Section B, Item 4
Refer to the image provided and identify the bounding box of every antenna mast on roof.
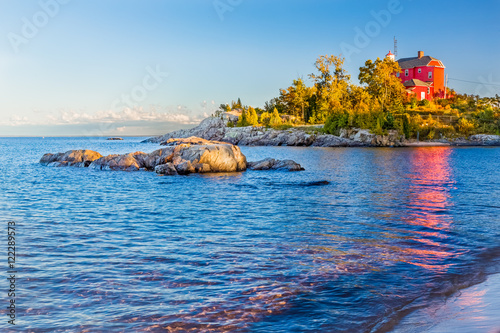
[394,36,398,59]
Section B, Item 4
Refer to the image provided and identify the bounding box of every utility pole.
[394,36,398,59]
[444,74,449,99]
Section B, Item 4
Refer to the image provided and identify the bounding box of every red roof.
[403,79,433,87]
[397,56,445,69]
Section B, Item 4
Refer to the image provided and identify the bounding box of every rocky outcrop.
[40,150,103,167]
[406,134,500,147]
[40,137,249,176]
[338,128,405,147]
[145,116,500,148]
[223,127,318,146]
[247,158,305,171]
[145,117,227,143]
[106,137,123,141]
[468,134,500,146]
[144,116,408,147]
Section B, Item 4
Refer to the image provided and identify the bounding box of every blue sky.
[1,0,499,136]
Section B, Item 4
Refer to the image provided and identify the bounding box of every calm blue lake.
[0,137,499,332]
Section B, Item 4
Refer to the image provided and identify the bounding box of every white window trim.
[418,68,422,74]
[405,69,409,76]
[428,71,432,79]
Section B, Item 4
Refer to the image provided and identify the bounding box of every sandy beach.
[393,273,500,333]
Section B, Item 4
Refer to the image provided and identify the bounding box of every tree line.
[216,55,500,138]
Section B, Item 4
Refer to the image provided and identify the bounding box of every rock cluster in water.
[40,137,304,175]
[144,115,500,147]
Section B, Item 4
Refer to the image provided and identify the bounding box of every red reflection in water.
[406,147,454,230]
[403,147,456,270]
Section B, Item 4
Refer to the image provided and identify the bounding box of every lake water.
[0,137,499,332]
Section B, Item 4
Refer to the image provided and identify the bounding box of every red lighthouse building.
[389,51,446,101]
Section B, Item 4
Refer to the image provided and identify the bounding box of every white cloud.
[3,106,207,127]
[47,106,204,125]
[7,115,30,126]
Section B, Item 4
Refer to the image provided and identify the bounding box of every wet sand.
[392,273,500,332]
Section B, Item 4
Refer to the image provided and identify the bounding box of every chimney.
[418,51,424,59]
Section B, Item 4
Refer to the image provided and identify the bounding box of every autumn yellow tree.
[247,106,259,126]
[358,57,405,111]
[269,107,282,127]
[308,55,351,122]
[279,78,312,122]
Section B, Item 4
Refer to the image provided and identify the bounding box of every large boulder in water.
[160,137,247,174]
[40,150,103,167]
[89,152,148,171]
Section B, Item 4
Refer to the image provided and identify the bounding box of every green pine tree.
[237,109,248,127]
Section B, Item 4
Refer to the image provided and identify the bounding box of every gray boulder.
[155,163,178,175]
[247,158,304,171]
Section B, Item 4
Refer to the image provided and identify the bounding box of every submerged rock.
[106,137,123,141]
[247,158,305,171]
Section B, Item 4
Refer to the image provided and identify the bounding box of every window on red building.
[428,72,432,79]
[405,69,409,76]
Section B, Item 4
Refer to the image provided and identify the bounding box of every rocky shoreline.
[144,116,500,147]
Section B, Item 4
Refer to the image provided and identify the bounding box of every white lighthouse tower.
[386,50,395,61]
